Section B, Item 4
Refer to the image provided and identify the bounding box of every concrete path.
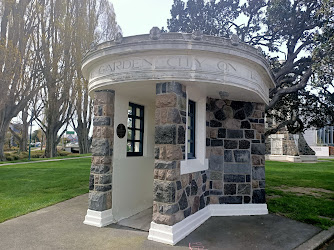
[0,156,91,166]
[0,194,325,250]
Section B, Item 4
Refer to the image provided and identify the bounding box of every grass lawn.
[266,159,334,229]
[0,157,91,223]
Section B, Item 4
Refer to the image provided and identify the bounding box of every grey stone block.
[224,140,238,149]
[218,128,226,138]
[90,164,110,174]
[177,125,185,144]
[178,191,188,210]
[163,203,180,215]
[191,180,198,195]
[155,125,177,144]
[167,82,183,96]
[176,181,182,190]
[239,140,250,149]
[154,147,160,159]
[224,150,233,162]
[224,184,236,195]
[210,171,222,180]
[209,155,224,171]
[219,196,242,204]
[168,108,181,123]
[186,186,190,196]
[184,207,191,218]
[243,102,254,117]
[237,184,251,195]
[91,139,111,156]
[210,190,223,195]
[211,139,223,147]
[230,101,244,111]
[234,150,250,163]
[210,120,222,127]
[244,196,251,203]
[88,192,108,211]
[252,166,265,180]
[259,181,266,188]
[89,175,94,190]
[153,180,176,203]
[98,174,112,184]
[155,161,177,169]
[234,109,246,120]
[251,144,265,155]
[224,174,245,183]
[227,129,243,138]
[93,117,111,126]
[253,189,266,203]
[199,195,205,209]
[241,120,251,129]
[224,163,251,174]
[245,130,254,139]
[95,184,112,192]
[214,110,226,121]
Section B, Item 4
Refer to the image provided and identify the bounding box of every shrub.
[30,151,44,158]
[57,150,71,156]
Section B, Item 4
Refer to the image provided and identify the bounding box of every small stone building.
[81,28,275,245]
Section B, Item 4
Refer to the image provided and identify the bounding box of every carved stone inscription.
[90,55,238,79]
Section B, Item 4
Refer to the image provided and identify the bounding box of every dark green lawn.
[266,159,334,229]
[0,158,91,223]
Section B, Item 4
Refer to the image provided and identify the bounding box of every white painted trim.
[148,204,268,245]
[83,209,115,227]
[181,85,208,175]
[209,204,268,216]
[266,155,302,162]
[180,158,209,175]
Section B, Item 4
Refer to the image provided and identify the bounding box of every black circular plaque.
[116,124,126,138]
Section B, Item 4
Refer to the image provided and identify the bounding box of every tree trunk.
[40,133,44,151]
[0,121,9,161]
[20,111,29,152]
[45,128,58,158]
[0,130,6,161]
[76,124,91,154]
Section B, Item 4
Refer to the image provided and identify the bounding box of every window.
[127,102,144,156]
[187,100,196,159]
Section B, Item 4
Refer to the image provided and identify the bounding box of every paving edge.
[294,226,334,250]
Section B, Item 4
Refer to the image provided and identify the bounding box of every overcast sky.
[112,0,174,36]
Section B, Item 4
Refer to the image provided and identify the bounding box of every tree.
[0,0,40,161]
[8,108,30,152]
[310,0,334,126]
[71,0,120,154]
[167,0,327,136]
[33,0,76,158]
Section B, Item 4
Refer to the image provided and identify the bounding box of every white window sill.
[180,158,209,175]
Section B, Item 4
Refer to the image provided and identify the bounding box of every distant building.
[304,126,334,157]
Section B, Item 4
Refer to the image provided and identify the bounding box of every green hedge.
[4,150,73,161]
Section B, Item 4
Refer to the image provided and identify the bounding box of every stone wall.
[88,90,115,211]
[206,98,266,204]
[153,82,209,226]
[153,85,267,227]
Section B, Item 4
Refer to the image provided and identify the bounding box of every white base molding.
[148,204,268,245]
[266,154,318,162]
[83,209,115,227]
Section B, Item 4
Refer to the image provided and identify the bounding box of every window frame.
[127,102,144,157]
[187,99,196,159]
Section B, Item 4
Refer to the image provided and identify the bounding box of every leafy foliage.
[167,0,332,134]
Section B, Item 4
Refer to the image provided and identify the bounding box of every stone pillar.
[153,82,186,226]
[84,90,115,227]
